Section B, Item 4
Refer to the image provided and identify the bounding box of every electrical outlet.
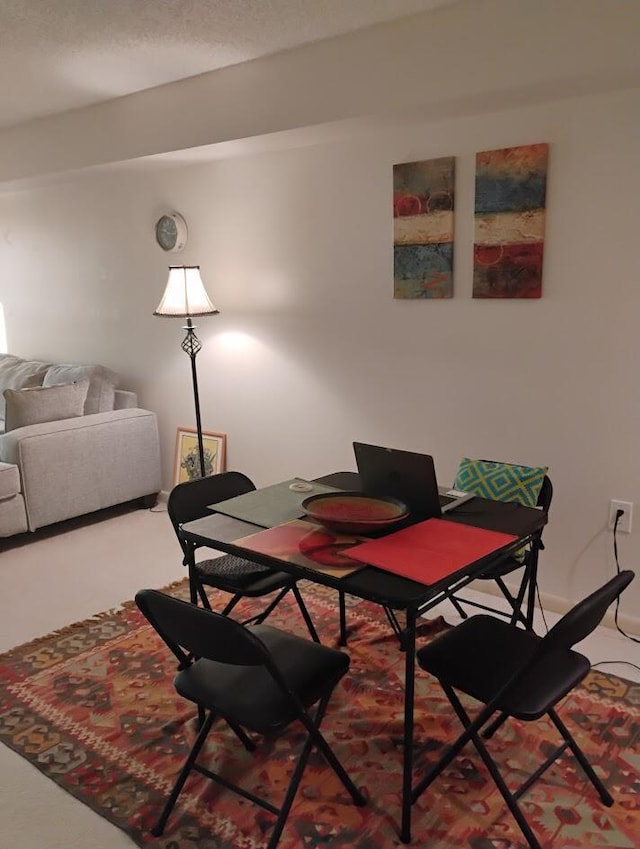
[609,500,633,533]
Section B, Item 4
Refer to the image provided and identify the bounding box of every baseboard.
[482,578,640,636]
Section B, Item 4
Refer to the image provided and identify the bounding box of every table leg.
[400,607,416,843]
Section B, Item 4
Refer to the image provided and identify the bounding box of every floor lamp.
[154,266,219,478]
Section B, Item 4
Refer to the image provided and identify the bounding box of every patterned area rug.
[1,580,638,849]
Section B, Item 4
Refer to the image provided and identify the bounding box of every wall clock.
[155,212,188,252]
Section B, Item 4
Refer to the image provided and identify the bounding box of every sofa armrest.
[0,408,162,530]
[114,389,138,409]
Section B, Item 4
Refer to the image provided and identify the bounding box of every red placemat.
[345,518,517,584]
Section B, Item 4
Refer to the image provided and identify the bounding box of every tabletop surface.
[181,471,546,611]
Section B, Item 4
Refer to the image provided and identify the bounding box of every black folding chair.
[135,589,365,849]
[168,471,318,641]
[447,472,553,628]
[413,570,634,849]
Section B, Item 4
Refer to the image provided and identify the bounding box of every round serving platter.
[301,491,409,535]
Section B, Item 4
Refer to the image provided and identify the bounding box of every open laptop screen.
[353,442,473,521]
[353,442,443,521]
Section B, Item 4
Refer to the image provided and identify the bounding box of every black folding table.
[180,471,547,842]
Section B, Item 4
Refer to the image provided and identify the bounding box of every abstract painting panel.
[393,156,455,299]
[473,143,548,298]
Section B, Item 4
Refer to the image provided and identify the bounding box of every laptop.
[353,442,474,521]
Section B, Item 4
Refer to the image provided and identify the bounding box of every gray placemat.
[211,479,341,528]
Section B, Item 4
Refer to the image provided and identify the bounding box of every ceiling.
[0,0,461,131]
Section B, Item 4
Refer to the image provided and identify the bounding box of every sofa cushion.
[3,380,90,432]
[0,354,51,422]
[0,462,21,500]
[22,372,48,389]
[43,364,120,414]
[114,389,138,409]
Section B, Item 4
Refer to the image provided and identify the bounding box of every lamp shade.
[154,266,219,318]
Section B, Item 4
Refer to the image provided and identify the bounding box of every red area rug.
[1,580,638,848]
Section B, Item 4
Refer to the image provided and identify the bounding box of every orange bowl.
[302,492,409,534]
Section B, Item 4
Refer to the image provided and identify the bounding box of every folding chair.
[135,589,365,849]
[168,471,318,641]
[446,460,552,627]
[413,570,634,849]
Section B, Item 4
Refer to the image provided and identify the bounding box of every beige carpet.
[0,502,182,654]
[0,501,183,849]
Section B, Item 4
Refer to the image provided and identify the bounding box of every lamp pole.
[154,266,219,480]
[182,318,206,478]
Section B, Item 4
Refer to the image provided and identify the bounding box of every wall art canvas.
[393,156,455,299]
[174,427,226,484]
[473,143,548,298]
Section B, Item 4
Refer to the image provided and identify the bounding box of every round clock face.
[155,213,187,252]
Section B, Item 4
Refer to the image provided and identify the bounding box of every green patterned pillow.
[453,458,547,508]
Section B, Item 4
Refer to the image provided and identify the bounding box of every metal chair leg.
[338,590,348,646]
[547,708,614,805]
[441,686,543,849]
[291,584,320,642]
[248,586,290,624]
[495,574,529,628]
[448,696,543,849]
[383,605,406,650]
[152,712,214,836]
[265,695,365,849]
[221,593,243,616]
[448,594,469,619]
[482,711,509,740]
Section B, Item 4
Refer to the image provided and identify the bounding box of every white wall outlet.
[609,500,633,533]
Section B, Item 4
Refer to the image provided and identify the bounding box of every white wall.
[1,86,639,622]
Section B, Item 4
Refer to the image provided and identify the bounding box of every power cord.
[611,509,640,644]
[534,579,550,634]
[532,512,638,666]
[593,659,640,674]
[584,511,640,679]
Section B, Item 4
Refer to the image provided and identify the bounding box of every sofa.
[0,354,162,537]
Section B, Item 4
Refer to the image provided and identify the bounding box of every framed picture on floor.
[174,427,226,484]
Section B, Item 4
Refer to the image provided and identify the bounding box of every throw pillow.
[3,380,90,432]
[0,354,51,421]
[43,364,119,414]
[453,458,548,508]
[21,372,48,389]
